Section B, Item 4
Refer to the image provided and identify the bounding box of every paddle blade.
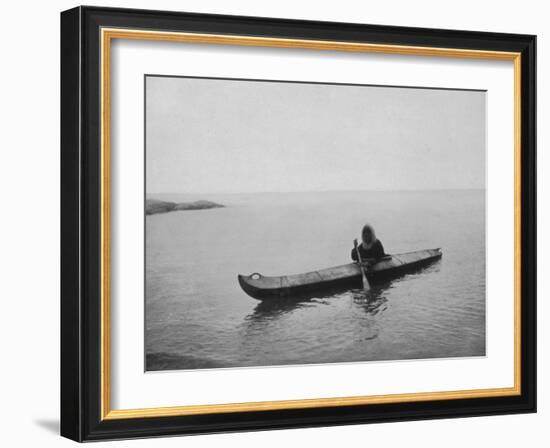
[362,271,371,291]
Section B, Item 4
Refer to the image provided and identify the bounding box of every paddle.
[353,238,371,291]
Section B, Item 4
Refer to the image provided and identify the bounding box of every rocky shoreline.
[146,198,224,215]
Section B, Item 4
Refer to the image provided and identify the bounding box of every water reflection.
[351,287,389,315]
[246,284,351,321]
[244,281,392,324]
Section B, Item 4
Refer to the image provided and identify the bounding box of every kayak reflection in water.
[351,224,386,264]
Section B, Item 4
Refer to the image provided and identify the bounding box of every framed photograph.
[61,6,536,441]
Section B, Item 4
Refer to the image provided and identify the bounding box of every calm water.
[145,190,485,371]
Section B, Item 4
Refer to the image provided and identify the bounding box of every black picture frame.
[61,5,536,442]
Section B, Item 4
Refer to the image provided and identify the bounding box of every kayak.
[238,248,442,300]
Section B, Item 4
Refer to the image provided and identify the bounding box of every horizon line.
[147,187,486,196]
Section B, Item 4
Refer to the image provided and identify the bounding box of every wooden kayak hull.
[238,248,442,300]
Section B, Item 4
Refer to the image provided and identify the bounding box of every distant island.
[146,198,224,215]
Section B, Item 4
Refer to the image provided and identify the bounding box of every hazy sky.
[146,76,485,194]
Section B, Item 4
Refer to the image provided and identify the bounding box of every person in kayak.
[352,224,386,262]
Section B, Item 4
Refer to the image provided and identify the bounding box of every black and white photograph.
[53,3,538,443]
[144,75,486,371]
